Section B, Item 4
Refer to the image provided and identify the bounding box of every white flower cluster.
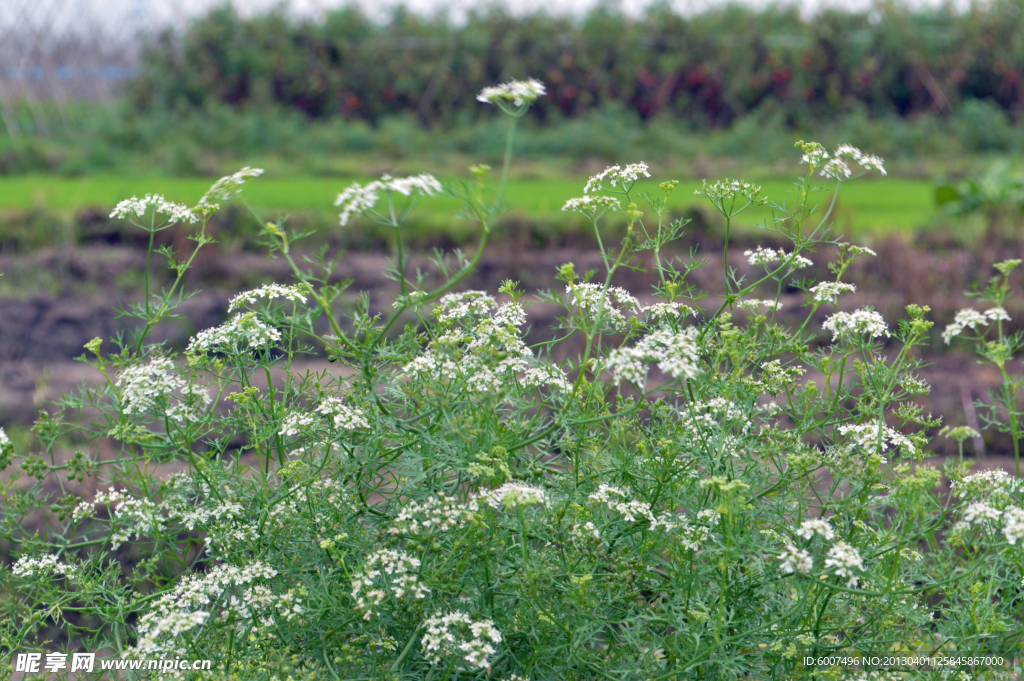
[744,246,813,270]
[810,281,856,304]
[839,421,916,458]
[134,561,288,655]
[1003,507,1024,545]
[165,383,212,424]
[736,299,782,313]
[566,283,640,332]
[942,307,1011,344]
[421,611,503,669]
[604,328,700,386]
[117,357,185,415]
[316,397,370,431]
[588,484,685,533]
[679,397,753,441]
[479,481,550,511]
[951,468,1022,501]
[436,290,497,322]
[133,611,210,657]
[583,163,651,194]
[520,366,572,392]
[570,521,602,542]
[757,359,806,396]
[187,312,282,354]
[228,284,308,312]
[795,518,835,541]
[335,173,442,226]
[562,195,621,215]
[799,143,885,177]
[76,486,167,550]
[779,545,813,575]
[824,542,864,587]
[695,178,768,205]
[279,411,315,437]
[351,549,429,620]
[389,494,479,536]
[951,500,1024,546]
[404,294,568,396]
[822,144,886,179]
[11,554,78,579]
[199,167,264,205]
[110,194,198,224]
[963,501,1003,525]
[476,78,546,106]
[643,301,695,325]
[822,308,889,341]
[171,498,245,532]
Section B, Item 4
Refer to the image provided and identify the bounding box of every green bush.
[2,82,1023,681]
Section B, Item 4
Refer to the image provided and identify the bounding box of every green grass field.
[0,174,938,236]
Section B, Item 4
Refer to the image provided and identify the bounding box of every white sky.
[0,0,977,37]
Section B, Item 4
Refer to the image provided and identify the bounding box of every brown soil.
[3,236,1024,465]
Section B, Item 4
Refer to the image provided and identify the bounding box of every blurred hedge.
[128,0,1024,130]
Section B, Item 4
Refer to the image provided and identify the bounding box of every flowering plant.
[2,83,1022,681]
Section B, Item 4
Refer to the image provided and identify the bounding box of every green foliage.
[2,99,1024,681]
[128,1,1024,130]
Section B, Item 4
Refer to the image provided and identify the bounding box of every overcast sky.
[1,0,975,38]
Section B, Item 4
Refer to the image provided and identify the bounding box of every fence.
[0,0,355,137]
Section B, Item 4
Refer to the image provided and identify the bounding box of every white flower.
[820,158,852,180]
[604,328,700,386]
[824,542,863,587]
[745,246,783,266]
[795,518,835,541]
[810,281,856,303]
[199,167,264,205]
[562,195,621,215]
[316,397,370,431]
[335,173,442,226]
[520,366,572,392]
[279,411,315,437]
[822,308,889,341]
[0,428,8,448]
[228,284,308,312]
[588,484,684,532]
[477,78,546,107]
[187,312,282,354]
[779,545,813,575]
[479,482,549,511]
[952,468,1022,501]
[11,554,78,579]
[435,291,498,322]
[1002,507,1024,545]
[839,420,916,457]
[942,307,1011,344]
[736,299,782,313]
[117,357,185,415]
[643,301,695,324]
[963,501,1002,525]
[565,283,639,332]
[351,549,429,620]
[421,611,503,669]
[389,494,479,536]
[583,163,651,194]
[110,194,198,224]
[695,178,767,205]
[166,384,212,423]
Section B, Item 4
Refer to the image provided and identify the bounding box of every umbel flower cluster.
[4,82,1023,681]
